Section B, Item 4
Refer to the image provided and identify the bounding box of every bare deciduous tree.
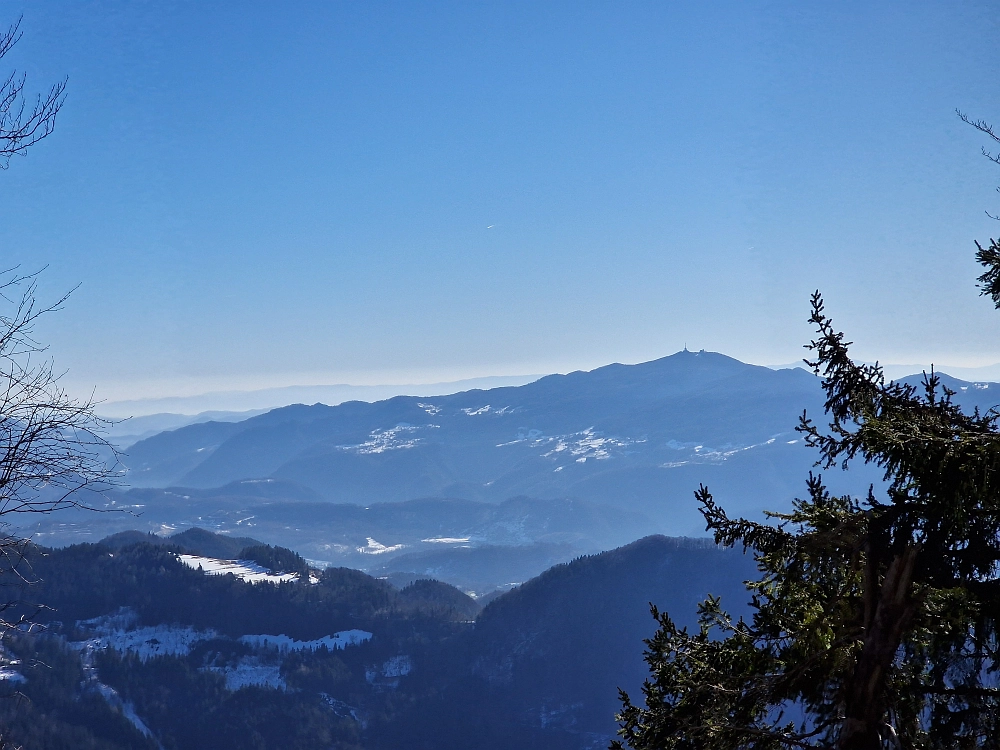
[0,15,112,749]
[958,109,1000,219]
[0,268,120,627]
[0,17,65,170]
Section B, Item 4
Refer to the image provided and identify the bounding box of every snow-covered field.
[366,655,413,689]
[78,623,218,661]
[178,554,299,584]
[356,537,406,555]
[205,657,285,690]
[72,608,372,692]
[75,609,216,661]
[0,667,24,683]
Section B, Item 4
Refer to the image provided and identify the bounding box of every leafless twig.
[0,269,122,623]
[958,109,1000,219]
[0,17,65,169]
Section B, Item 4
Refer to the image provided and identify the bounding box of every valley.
[4,351,996,749]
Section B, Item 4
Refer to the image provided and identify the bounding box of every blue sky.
[3,1,999,402]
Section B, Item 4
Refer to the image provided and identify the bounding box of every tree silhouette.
[0,16,65,169]
[616,122,1000,749]
[0,17,116,632]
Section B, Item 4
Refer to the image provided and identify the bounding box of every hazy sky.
[3,1,999,402]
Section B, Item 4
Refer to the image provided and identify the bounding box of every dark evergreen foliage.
[0,535,482,748]
[376,536,756,749]
[0,635,157,750]
[237,543,308,575]
[13,542,398,640]
[615,281,1000,750]
[99,528,264,558]
[94,650,364,750]
[0,530,754,749]
[394,579,481,621]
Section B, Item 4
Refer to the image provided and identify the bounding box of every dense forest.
[0,532,753,749]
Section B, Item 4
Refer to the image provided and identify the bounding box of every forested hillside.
[0,533,753,749]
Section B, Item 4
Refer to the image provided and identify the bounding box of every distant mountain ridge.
[379,534,759,748]
[894,371,1000,414]
[27,351,999,590]
[20,493,657,595]
[99,374,544,418]
[121,350,833,529]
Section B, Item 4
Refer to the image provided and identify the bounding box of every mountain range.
[6,530,758,750]
[122,350,833,522]
[20,350,1000,595]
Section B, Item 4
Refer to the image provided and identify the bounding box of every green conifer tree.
[616,286,1000,750]
[616,123,1000,750]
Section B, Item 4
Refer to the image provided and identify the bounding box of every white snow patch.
[206,657,286,691]
[91,682,161,744]
[337,424,437,455]
[178,554,298,584]
[501,427,640,462]
[381,654,412,677]
[416,403,441,415]
[321,693,365,724]
[357,537,405,555]
[420,537,471,544]
[462,405,517,416]
[659,435,791,469]
[366,654,413,688]
[75,619,218,662]
[0,668,24,683]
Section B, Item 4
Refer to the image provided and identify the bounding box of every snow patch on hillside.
[660,436,787,468]
[178,554,298,584]
[92,681,162,744]
[337,423,440,455]
[357,537,405,554]
[73,608,371,694]
[206,657,285,690]
[462,405,518,416]
[499,426,640,462]
[75,611,218,661]
[367,654,413,689]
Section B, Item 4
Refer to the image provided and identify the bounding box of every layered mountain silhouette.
[23,350,1000,595]
[378,534,760,748]
[122,351,845,531]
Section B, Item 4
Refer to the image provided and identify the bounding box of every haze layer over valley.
[23,348,997,596]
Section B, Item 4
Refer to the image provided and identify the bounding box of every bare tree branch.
[958,109,1000,220]
[0,16,66,169]
[0,269,122,621]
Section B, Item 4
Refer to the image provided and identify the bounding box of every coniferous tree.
[616,123,1000,749]
[616,284,1000,750]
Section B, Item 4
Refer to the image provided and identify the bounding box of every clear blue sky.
[3,1,999,402]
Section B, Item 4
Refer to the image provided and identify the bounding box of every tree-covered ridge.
[237,543,309,575]
[0,534,484,749]
[615,291,1000,750]
[0,531,753,749]
[15,538,478,637]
